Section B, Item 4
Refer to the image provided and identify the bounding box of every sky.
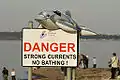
[0,0,120,34]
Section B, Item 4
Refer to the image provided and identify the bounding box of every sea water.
[0,40,120,79]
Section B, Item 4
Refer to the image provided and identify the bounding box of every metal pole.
[67,67,72,80]
[72,27,80,80]
[64,76,67,80]
[28,21,33,28]
[28,21,33,80]
[28,67,32,80]
[72,68,75,80]
[64,67,67,80]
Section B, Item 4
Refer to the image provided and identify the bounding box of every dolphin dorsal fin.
[65,10,71,17]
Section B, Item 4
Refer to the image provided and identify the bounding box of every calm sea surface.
[0,40,26,79]
[0,40,120,79]
[80,40,120,68]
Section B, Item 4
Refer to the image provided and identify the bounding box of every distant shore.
[0,32,20,40]
[0,32,120,40]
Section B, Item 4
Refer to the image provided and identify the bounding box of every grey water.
[0,40,27,80]
[0,40,120,79]
[80,40,120,68]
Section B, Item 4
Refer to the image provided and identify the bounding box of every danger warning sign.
[21,29,78,67]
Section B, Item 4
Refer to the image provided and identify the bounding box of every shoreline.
[0,32,120,40]
[31,67,115,80]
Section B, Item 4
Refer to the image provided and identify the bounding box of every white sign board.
[22,29,78,67]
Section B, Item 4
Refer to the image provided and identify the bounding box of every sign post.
[28,21,33,80]
[72,67,76,80]
[72,29,80,80]
[28,67,32,80]
[67,67,72,80]
[64,68,67,80]
[22,28,78,80]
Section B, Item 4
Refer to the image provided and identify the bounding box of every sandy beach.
[31,67,117,80]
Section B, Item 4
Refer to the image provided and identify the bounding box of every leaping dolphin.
[35,10,97,35]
